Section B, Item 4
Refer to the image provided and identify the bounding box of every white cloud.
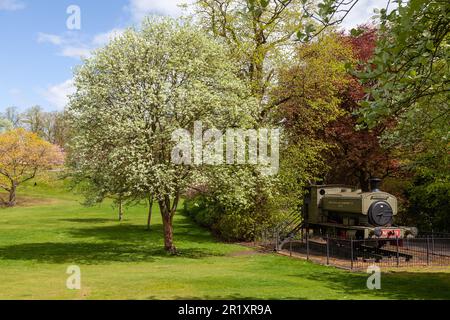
[9,88,21,96]
[36,1,195,60]
[36,28,127,60]
[36,32,90,60]
[92,28,125,46]
[0,0,25,11]
[42,79,75,110]
[127,0,192,22]
[37,33,63,45]
[60,46,91,59]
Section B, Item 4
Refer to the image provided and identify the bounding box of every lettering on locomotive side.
[326,200,357,207]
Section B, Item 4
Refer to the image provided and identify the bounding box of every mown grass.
[0,179,449,300]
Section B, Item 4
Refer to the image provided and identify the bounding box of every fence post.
[289,239,292,257]
[426,236,430,266]
[301,228,304,244]
[326,235,330,266]
[432,233,435,255]
[306,229,310,261]
[275,230,279,251]
[396,237,400,267]
[350,238,354,270]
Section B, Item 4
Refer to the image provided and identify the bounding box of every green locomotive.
[302,178,418,239]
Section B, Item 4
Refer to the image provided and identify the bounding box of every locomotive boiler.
[302,178,417,239]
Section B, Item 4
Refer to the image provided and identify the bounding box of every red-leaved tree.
[323,26,400,191]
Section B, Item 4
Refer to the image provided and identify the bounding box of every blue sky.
[0,0,386,112]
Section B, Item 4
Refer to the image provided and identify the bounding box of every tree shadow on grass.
[0,241,222,265]
[0,242,157,264]
[294,269,450,300]
[0,219,225,264]
[60,209,222,245]
[66,221,218,246]
[59,218,116,224]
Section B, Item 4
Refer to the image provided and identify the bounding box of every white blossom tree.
[67,18,256,253]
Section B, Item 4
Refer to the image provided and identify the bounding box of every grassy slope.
[0,180,449,300]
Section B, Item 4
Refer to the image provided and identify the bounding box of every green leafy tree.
[185,166,279,241]
[190,1,326,239]
[194,0,311,120]
[0,118,13,133]
[405,170,450,232]
[21,106,45,136]
[354,1,449,229]
[358,0,449,167]
[2,107,21,128]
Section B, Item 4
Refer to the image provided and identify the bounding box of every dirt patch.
[227,242,275,257]
[0,193,59,208]
[228,250,263,257]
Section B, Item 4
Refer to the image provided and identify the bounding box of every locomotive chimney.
[370,178,382,192]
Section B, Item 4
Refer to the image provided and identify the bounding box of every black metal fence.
[256,231,450,270]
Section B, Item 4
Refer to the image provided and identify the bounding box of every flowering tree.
[67,18,255,253]
[0,128,64,207]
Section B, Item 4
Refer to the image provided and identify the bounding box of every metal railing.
[256,231,450,270]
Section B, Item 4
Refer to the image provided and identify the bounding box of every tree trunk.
[162,213,176,254]
[7,184,17,207]
[359,171,370,192]
[159,200,177,254]
[147,195,153,230]
[118,199,123,222]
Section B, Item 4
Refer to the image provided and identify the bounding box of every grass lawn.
[0,180,449,300]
